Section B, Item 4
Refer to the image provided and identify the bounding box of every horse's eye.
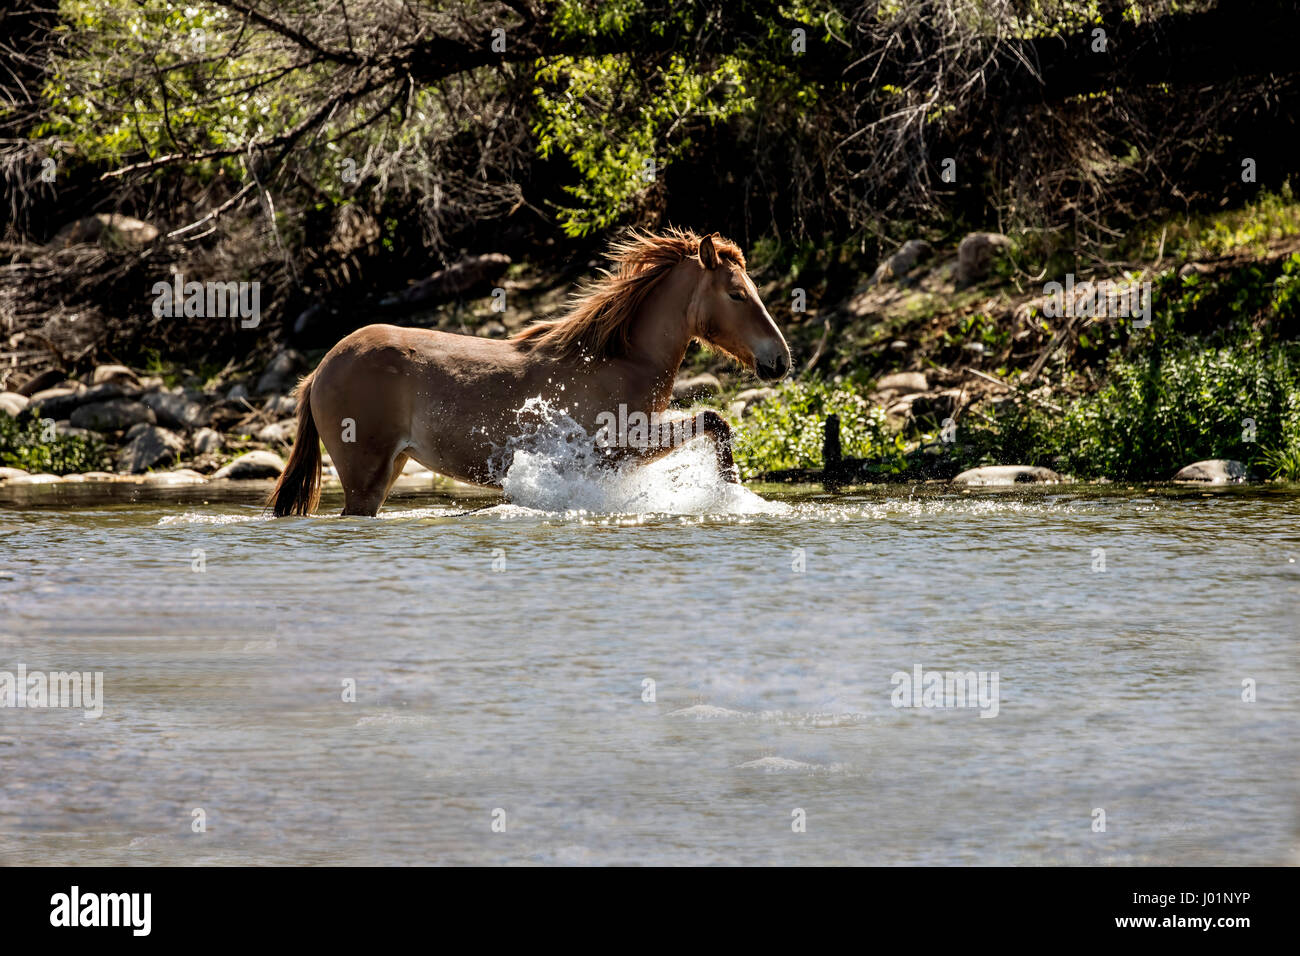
[728,291,745,302]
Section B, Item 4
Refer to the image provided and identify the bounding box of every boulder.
[212,450,285,480]
[874,371,929,396]
[28,382,127,420]
[226,383,250,402]
[0,466,30,481]
[70,399,155,432]
[141,468,207,486]
[263,393,297,418]
[25,385,86,420]
[1172,459,1248,483]
[142,390,208,430]
[672,373,723,402]
[91,364,140,387]
[15,369,64,396]
[0,392,28,417]
[256,420,297,444]
[116,423,184,473]
[51,213,159,249]
[952,465,1064,486]
[956,232,1013,287]
[255,349,305,395]
[868,239,933,285]
[192,427,223,454]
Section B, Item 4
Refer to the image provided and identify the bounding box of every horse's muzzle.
[755,353,792,381]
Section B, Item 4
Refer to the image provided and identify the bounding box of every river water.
[2,451,1297,865]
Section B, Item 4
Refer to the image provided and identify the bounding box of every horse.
[267,228,791,517]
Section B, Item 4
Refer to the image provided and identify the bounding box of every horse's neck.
[625,265,696,408]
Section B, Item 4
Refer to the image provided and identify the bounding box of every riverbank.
[4,192,1299,491]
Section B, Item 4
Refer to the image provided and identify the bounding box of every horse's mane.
[512,227,745,359]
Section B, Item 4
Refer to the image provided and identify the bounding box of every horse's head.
[690,235,791,381]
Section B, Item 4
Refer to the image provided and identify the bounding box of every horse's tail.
[267,373,321,517]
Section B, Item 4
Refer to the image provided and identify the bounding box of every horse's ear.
[698,234,720,270]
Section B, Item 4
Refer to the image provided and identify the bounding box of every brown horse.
[268,228,790,517]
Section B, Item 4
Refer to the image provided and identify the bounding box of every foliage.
[732,379,905,477]
[0,414,110,475]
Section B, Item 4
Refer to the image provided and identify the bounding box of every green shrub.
[1038,334,1300,479]
[732,379,905,478]
[0,414,110,474]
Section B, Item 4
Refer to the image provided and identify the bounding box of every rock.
[28,382,126,420]
[868,239,933,285]
[25,385,86,419]
[4,473,61,484]
[0,466,30,481]
[952,465,1064,486]
[956,232,1013,287]
[889,339,911,353]
[70,399,155,432]
[875,371,929,395]
[15,369,64,396]
[255,349,304,395]
[116,423,184,473]
[51,213,159,249]
[226,383,250,402]
[0,392,28,416]
[1172,459,1249,483]
[256,420,297,444]
[142,390,208,430]
[263,393,297,417]
[55,422,94,440]
[212,450,285,480]
[192,427,222,454]
[672,373,723,402]
[91,364,140,387]
[476,320,508,338]
[141,468,207,486]
[733,387,776,415]
[79,472,119,482]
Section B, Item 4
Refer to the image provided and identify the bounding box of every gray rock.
[869,239,933,285]
[26,385,85,419]
[0,391,28,416]
[91,364,140,387]
[116,423,184,473]
[957,232,1013,287]
[142,390,208,430]
[15,369,64,396]
[263,393,297,418]
[672,373,723,402]
[1172,459,1249,483]
[875,371,929,395]
[953,465,1063,486]
[70,398,155,432]
[255,349,304,395]
[141,468,207,486]
[192,427,222,454]
[226,383,250,402]
[212,450,285,480]
[51,213,159,249]
[256,420,297,444]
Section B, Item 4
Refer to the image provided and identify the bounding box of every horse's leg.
[614,410,742,483]
[337,446,406,516]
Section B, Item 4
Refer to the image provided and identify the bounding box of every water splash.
[493,397,786,516]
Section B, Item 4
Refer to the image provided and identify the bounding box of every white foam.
[494,398,787,516]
